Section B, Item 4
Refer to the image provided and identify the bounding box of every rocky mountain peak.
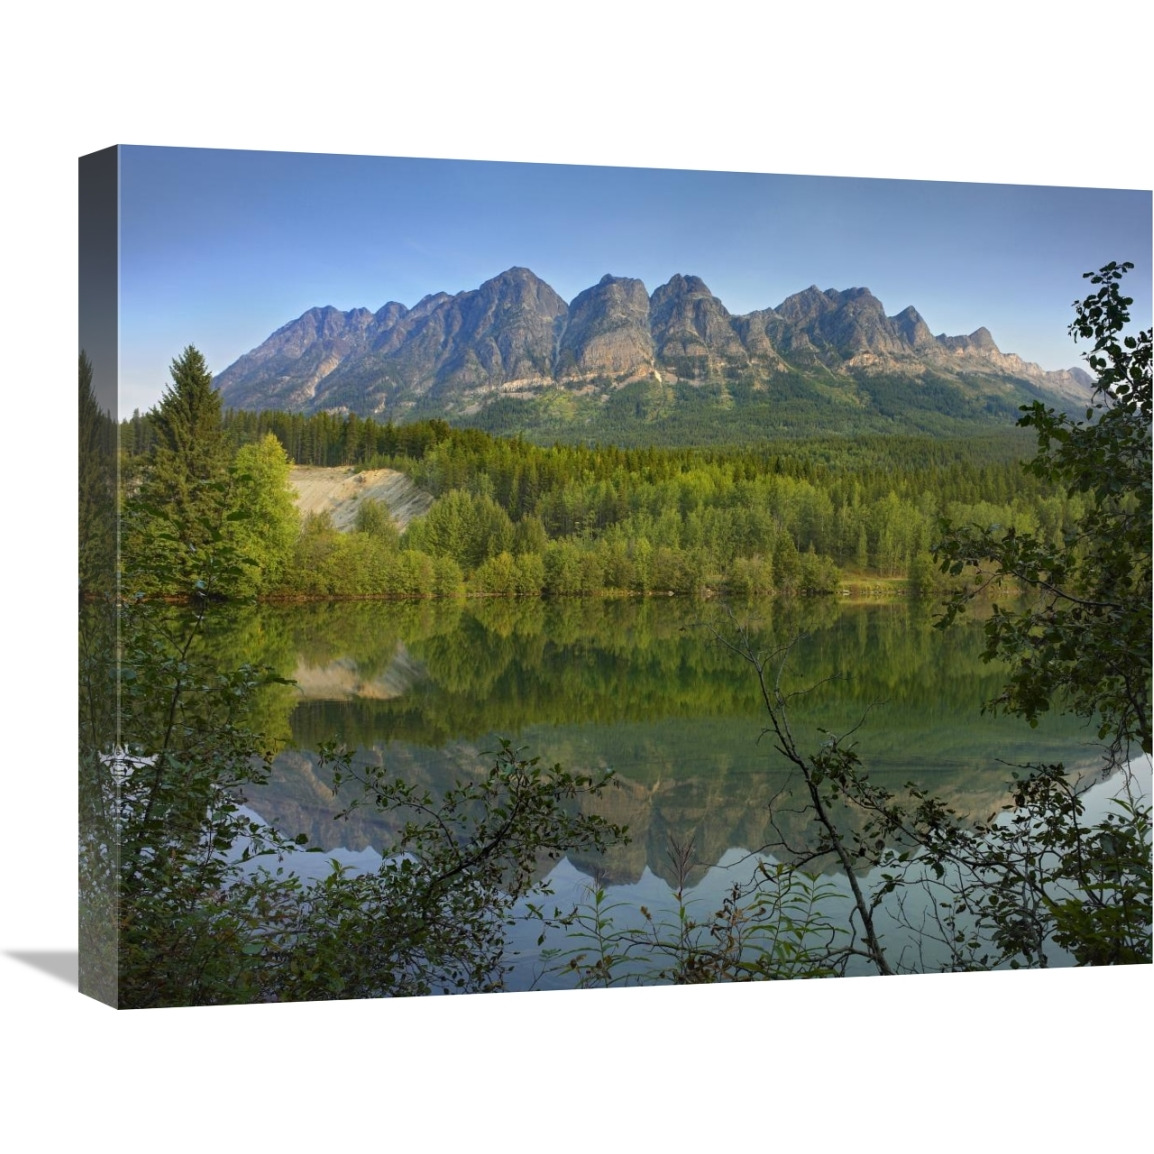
[936,326,1000,354]
[892,305,935,349]
[483,266,553,293]
[558,275,653,376]
[373,301,409,325]
[411,291,453,317]
[769,284,907,362]
[653,273,713,298]
[775,285,837,324]
[650,274,743,363]
[469,266,568,317]
[214,267,1094,419]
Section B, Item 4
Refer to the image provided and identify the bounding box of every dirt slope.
[289,466,434,531]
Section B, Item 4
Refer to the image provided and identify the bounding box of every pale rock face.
[649,274,746,363]
[732,307,785,363]
[558,275,654,376]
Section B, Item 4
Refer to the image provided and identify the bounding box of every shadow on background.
[7,951,79,987]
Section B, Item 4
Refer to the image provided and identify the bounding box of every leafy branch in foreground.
[547,836,845,987]
[108,596,304,1009]
[935,261,1151,757]
[267,741,627,999]
[711,621,1150,972]
[711,627,896,974]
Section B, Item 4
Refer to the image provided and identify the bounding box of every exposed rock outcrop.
[215,267,1095,419]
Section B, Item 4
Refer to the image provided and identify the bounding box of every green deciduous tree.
[353,497,400,546]
[109,595,302,1007]
[937,261,1151,758]
[404,488,513,572]
[224,433,301,595]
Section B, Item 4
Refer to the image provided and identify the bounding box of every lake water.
[220,595,1121,984]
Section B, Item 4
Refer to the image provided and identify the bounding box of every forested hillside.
[121,396,1085,601]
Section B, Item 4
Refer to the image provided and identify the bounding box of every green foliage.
[727,555,775,597]
[799,546,841,595]
[281,524,451,599]
[111,596,303,1007]
[153,346,227,462]
[79,598,119,1003]
[472,550,520,596]
[937,262,1152,756]
[282,512,342,595]
[78,350,117,595]
[512,514,548,557]
[906,552,940,600]
[123,347,252,598]
[126,347,233,594]
[472,550,545,596]
[224,434,301,595]
[431,554,466,598]
[103,592,627,1006]
[128,377,1075,600]
[403,489,513,573]
[354,497,400,546]
[273,741,626,999]
[547,839,845,986]
[122,353,300,600]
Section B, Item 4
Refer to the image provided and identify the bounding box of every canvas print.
[79,146,1151,1009]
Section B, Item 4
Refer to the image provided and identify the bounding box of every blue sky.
[118,145,1152,414]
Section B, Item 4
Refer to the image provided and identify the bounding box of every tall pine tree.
[150,346,229,513]
[125,346,233,595]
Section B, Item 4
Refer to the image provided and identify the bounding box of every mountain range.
[215,267,1094,439]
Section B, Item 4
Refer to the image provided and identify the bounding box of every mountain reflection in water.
[234,596,1103,887]
[237,757,1148,988]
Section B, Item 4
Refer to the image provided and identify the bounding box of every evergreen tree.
[124,346,233,595]
[150,345,230,507]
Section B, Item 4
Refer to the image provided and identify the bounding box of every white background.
[1,3,1149,1149]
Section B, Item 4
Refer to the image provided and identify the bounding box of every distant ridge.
[215,268,1095,431]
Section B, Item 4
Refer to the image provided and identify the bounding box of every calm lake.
[217,595,1120,985]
